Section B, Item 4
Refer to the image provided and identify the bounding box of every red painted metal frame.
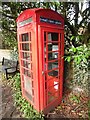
[16,8,64,114]
[38,26,64,113]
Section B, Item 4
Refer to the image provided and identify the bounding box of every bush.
[12,73,44,119]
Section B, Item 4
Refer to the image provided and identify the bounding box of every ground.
[1,79,22,118]
[46,87,89,119]
[1,74,89,119]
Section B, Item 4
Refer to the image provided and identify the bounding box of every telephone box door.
[39,27,64,111]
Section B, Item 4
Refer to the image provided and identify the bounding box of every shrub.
[12,73,44,119]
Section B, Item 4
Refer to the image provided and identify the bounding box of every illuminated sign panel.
[40,17,61,25]
[19,17,32,27]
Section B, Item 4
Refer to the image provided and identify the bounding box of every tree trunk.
[74,3,79,27]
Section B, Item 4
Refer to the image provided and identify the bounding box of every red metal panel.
[16,8,64,114]
[39,26,64,113]
[39,25,46,111]
[32,23,40,111]
[17,24,40,111]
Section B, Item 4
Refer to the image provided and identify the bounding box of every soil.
[45,87,89,119]
[1,79,22,119]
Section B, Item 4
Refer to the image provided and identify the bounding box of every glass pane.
[48,84,59,93]
[24,75,32,95]
[44,32,46,42]
[48,84,59,104]
[19,17,32,27]
[29,32,31,41]
[24,69,33,78]
[22,33,28,41]
[44,44,46,52]
[48,52,58,61]
[48,44,59,51]
[22,43,29,51]
[23,61,32,70]
[48,69,59,77]
[30,43,32,51]
[23,52,32,61]
[47,77,59,87]
[25,91,32,101]
[48,61,58,70]
[48,32,58,41]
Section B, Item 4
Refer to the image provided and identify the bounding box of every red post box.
[16,8,64,114]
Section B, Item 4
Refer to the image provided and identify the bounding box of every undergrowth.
[11,73,44,119]
[88,100,90,120]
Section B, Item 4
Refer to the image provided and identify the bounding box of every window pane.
[48,90,59,104]
[44,32,46,42]
[24,75,32,95]
[22,33,28,41]
[23,69,33,78]
[22,43,29,51]
[23,52,32,61]
[30,43,32,51]
[48,52,58,61]
[48,32,58,41]
[48,69,59,77]
[23,61,32,70]
[48,61,58,70]
[48,44,59,51]
[19,17,32,27]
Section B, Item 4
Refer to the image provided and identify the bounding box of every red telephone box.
[16,8,64,114]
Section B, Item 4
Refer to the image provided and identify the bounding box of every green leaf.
[73,47,76,53]
[77,56,81,64]
[67,56,71,62]
[74,56,78,63]
[83,57,87,63]
[70,36,75,41]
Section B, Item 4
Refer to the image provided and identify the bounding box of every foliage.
[1,2,40,49]
[12,73,44,119]
[1,2,90,49]
[70,94,80,103]
[65,43,90,65]
[1,2,90,94]
[10,47,18,61]
[88,100,90,120]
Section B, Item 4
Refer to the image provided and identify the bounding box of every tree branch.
[2,26,16,33]
[64,18,77,35]
[2,12,15,19]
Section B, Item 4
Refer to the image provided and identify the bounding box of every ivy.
[12,73,44,119]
